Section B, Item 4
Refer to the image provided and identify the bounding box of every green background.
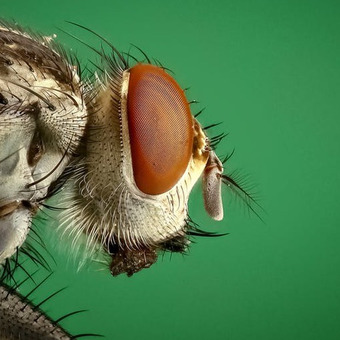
[2,0,340,339]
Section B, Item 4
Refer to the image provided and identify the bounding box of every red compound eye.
[127,63,193,195]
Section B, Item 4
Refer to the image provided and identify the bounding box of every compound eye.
[127,63,193,195]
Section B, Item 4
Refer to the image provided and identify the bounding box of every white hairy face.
[63,76,211,245]
[57,53,230,275]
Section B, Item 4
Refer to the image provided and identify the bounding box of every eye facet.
[127,63,193,195]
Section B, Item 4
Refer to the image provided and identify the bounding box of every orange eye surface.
[127,63,193,195]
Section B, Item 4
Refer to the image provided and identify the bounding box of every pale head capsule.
[62,49,227,276]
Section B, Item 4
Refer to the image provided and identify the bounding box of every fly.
[0,20,259,277]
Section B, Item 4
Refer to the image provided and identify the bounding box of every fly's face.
[0,25,87,263]
[63,55,227,276]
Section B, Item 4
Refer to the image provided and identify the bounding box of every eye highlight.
[127,63,193,195]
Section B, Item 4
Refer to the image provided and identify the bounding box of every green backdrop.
[2,0,340,339]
